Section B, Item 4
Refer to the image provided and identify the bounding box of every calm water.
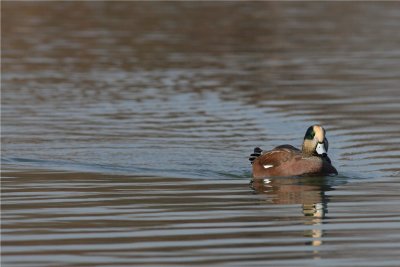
[2,2,400,266]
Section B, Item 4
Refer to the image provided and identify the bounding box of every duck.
[249,125,337,178]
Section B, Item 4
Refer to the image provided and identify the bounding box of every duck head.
[302,125,329,157]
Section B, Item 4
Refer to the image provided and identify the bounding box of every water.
[2,2,400,266]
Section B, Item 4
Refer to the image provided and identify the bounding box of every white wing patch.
[263,164,274,169]
[263,178,271,184]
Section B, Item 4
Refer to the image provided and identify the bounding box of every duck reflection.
[250,176,334,250]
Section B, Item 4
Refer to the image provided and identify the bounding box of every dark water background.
[2,2,400,266]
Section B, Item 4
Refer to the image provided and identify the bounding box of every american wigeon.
[249,125,337,178]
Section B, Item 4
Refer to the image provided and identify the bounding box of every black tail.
[249,147,262,164]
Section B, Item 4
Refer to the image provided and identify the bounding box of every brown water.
[2,2,400,266]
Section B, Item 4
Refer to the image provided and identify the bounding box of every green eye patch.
[304,126,315,140]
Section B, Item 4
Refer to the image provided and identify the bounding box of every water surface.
[2,2,400,266]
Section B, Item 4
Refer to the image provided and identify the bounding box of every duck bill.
[316,142,327,156]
